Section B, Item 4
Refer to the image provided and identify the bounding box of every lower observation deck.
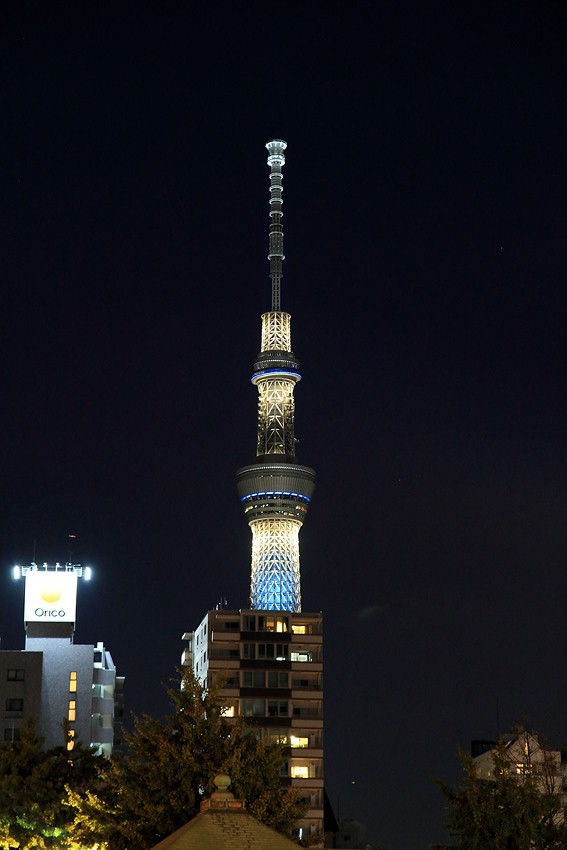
[236,463,316,522]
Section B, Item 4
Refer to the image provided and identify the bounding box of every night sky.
[2,4,567,848]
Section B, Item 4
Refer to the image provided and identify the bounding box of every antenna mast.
[266,139,287,311]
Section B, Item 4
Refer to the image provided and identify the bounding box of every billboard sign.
[24,571,78,624]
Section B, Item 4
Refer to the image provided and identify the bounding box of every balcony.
[91,696,115,715]
[93,667,115,686]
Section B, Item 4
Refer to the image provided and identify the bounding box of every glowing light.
[256,377,297,456]
[13,566,21,580]
[250,519,302,612]
[242,491,310,503]
[261,311,292,351]
[84,567,92,581]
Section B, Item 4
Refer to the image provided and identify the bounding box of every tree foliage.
[67,670,307,849]
[434,733,567,850]
[0,717,100,850]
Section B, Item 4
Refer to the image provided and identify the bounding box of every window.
[243,615,256,631]
[242,643,256,659]
[242,699,264,717]
[5,698,24,712]
[290,735,309,748]
[7,668,25,682]
[69,672,77,693]
[291,651,312,662]
[258,643,288,660]
[67,730,75,752]
[292,624,307,635]
[221,704,236,717]
[267,671,289,688]
[267,730,289,745]
[261,615,289,633]
[267,700,288,717]
[290,765,309,778]
[4,727,21,742]
[68,700,76,721]
[243,671,265,688]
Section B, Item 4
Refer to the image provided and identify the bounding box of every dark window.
[7,669,25,682]
[243,671,265,688]
[268,671,289,688]
[242,699,264,717]
[242,644,256,659]
[4,727,21,741]
[5,699,24,712]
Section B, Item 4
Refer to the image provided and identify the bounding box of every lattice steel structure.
[236,141,315,612]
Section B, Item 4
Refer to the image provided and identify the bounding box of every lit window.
[290,765,309,778]
[291,651,312,662]
[68,700,76,721]
[67,730,75,752]
[516,763,531,775]
[290,735,309,748]
[69,672,77,693]
[221,705,236,717]
[264,615,289,633]
[292,624,307,635]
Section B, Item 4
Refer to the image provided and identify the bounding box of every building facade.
[473,729,564,823]
[184,141,323,840]
[0,563,123,755]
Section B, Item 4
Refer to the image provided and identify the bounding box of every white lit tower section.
[236,140,315,612]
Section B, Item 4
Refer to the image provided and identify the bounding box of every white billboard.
[24,571,78,624]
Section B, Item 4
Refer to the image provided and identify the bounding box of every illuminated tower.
[236,140,316,612]
[184,142,324,841]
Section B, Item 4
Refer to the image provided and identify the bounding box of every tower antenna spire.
[266,139,287,311]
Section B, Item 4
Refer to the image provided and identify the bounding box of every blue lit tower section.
[236,140,315,612]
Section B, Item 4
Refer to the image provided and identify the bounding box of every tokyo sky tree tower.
[236,140,316,612]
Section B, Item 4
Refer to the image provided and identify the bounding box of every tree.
[67,670,306,849]
[0,717,100,850]
[434,730,567,850]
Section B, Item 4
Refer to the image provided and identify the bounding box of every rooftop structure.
[150,774,301,850]
[1,562,123,754]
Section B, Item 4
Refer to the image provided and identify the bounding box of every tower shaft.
[236,141,315,613]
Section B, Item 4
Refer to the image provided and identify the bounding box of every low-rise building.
[0,563,123,754]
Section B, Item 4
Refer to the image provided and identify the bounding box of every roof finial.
[266,139,287,311]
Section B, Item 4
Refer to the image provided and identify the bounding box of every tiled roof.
[150,808,300,850]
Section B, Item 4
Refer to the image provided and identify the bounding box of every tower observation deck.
[236,140,315,612]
